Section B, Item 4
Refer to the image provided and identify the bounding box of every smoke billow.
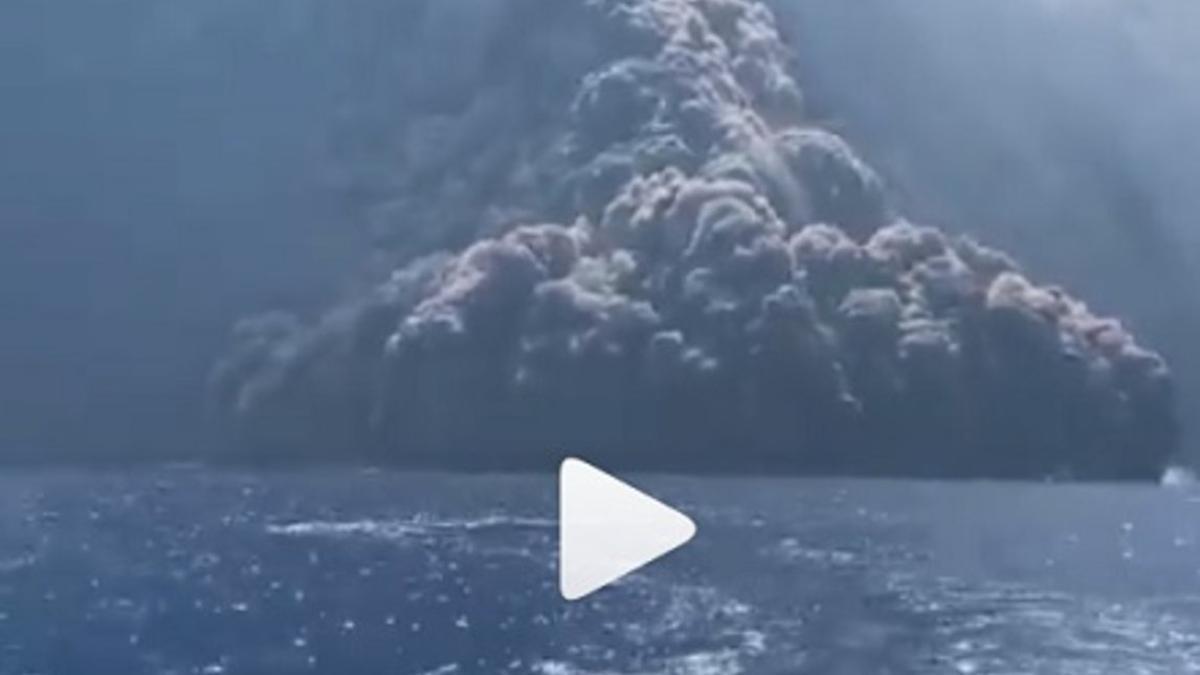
[211,0,1176,479]
[777,0,1200,461]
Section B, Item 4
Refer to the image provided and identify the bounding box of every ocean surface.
[1,468,1199,674]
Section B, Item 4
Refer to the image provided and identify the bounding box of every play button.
[558,457,697,601]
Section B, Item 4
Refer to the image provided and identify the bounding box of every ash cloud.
[775,0,1200,462]
[212,0,1177,479]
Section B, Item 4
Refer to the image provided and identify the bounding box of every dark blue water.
[1,468,1199,674]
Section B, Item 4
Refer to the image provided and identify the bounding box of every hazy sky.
[0,0,357,458]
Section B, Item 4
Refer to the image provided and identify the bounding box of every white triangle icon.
[559,457,697,601]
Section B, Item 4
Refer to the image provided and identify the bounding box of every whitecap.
[265,514,555,541]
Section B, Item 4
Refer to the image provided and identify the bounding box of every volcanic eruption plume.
[210,0,1176,479]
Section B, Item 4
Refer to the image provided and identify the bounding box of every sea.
[1,467,1199,674]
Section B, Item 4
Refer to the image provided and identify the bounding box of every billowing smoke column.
[211,0,1176,479]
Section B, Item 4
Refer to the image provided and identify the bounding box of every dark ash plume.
[212,0,1176,479]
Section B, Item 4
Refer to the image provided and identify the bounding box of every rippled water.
[1,469,1199,674]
